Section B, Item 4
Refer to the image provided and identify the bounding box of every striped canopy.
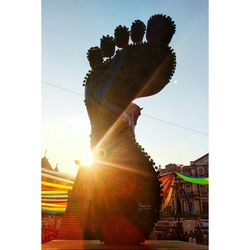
[41,168,75,214]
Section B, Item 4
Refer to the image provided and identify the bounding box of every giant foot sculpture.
[83,14,176,244]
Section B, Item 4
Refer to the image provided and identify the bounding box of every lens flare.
[81,153,94,167]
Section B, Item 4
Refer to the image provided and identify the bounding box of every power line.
[42,81,83,96]
[42,80,208,136]
[141,114,208,136]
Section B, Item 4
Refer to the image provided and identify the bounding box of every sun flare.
[81,153,94,167]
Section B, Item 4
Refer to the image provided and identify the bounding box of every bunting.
[159,171,209,210]
[161,179,174,210]
[160,175,171,187]
[162,176,174,195]
[176,172,208,185]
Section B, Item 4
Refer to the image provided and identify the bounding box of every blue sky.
[42,0,208,175]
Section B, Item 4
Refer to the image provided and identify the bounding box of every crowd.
[42,224,60,243]
[156,228,208,245]
[42,215,63,244]
[185,229,208,245]
[42,215,209,245]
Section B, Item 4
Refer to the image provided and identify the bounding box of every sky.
[42,0,208,176]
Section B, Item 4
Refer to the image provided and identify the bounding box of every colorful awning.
[41,168,75,214]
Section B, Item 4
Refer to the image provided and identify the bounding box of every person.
[188,230,194,243]
[178,229,184,241]
[193,230,198,244]
[184,231,189,242]
[172,229,177,240]
[196,229,204,244]
[167,230,172,240]
[203,231,208,245]
[157,232,162,240]
[193,236,196,244]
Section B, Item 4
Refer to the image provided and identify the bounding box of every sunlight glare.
[81,153,94,167]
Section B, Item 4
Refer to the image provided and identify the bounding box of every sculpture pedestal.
[42,240,208,250]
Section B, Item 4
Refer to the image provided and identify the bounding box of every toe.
[146,14,176,46]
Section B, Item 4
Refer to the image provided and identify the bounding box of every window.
[202,202,208,215]
[200,185,207,194]
[192,183,197,192]
[191,168,195,176]
[194,200,200,214]
[186,184,192,192]
[182,200,187,214]
[198,168,204,176]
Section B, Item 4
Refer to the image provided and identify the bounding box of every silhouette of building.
[41,156,53,171]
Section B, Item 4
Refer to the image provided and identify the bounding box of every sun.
[81,153,94,168]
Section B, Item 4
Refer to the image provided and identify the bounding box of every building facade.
[160,154,209,220]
